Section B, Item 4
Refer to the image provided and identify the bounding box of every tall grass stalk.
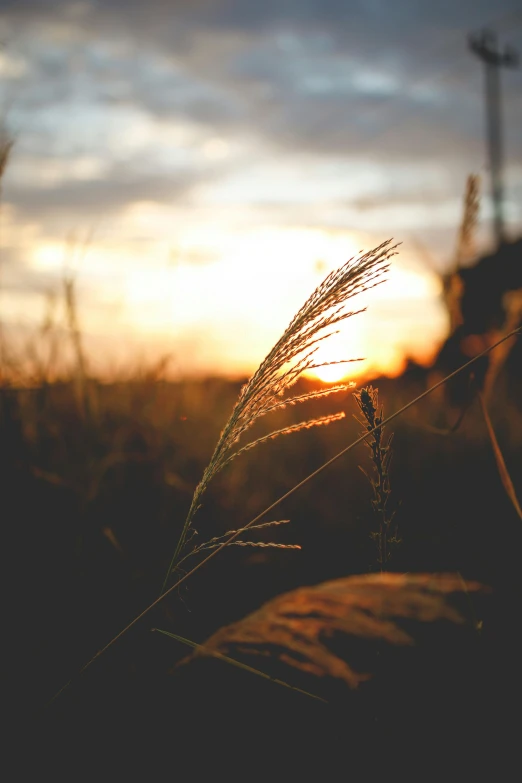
[160,240,397,593]
[455,174,480,267]
[354,386,398,568]
[0,132,13,376]
[153,628,326,702]
[63,272,93,424]
[444,174,480,332]
[478,390,522,521]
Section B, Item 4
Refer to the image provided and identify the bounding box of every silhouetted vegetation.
[2,133,522,776]
[2,308,521,776]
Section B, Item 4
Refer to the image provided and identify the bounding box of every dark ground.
[2,370,522,779]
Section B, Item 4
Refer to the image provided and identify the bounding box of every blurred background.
[1,0,521,381]
[1,1,522,759]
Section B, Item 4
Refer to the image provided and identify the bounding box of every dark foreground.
[2,373,522,778]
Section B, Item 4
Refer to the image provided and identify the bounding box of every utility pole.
[469,29,518,248]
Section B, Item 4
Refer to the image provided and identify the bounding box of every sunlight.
[372,264,443,301]
[305,331,368,384]
[24,225,446,381]
[312,362,355,384]
[32,242,66,271]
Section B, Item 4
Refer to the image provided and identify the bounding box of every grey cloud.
[350,188,462,213]
[123,3,522,165]
[3,165,205,222]
[1,0,521,219]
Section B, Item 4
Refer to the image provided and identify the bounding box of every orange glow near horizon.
[311,363,355,384]
[11,220,449,383]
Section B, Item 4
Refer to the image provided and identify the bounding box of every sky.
[1,0,521,381]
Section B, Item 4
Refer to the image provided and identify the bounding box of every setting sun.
[19,225,449,380]
[310,363,357,384]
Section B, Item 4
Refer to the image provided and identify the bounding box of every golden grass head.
[163,240,398,590]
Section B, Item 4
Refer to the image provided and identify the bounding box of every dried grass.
[455,174,480,267]
[161,240,397,591]
[179,572,487,698]
[479,390,522,520]
[444,174,481,332]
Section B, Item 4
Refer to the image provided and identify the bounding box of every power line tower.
[469,29,518,248]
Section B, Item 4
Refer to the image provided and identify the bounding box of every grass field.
[2,302,522,776]
[2,122,521,772]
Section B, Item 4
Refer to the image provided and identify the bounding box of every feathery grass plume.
[161,240,397,592]
[353,385,399,569]
[455,174,480,267]
[444,174,481,332]
[177,573,487,700]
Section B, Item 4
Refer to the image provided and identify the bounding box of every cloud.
[1,0,521,238]
[4,164,205,222]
